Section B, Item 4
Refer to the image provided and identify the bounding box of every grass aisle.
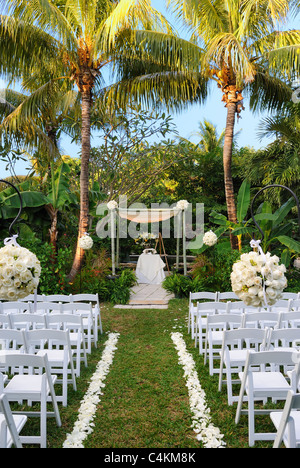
[85,302,201,448]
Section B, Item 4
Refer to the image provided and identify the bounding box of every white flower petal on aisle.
[171,332,226,448]
[63,332,120,448]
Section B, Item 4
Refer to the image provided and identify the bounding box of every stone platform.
[114,283,174,309]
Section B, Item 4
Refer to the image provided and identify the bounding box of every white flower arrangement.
[78,234,93,250]
[107,200,118,210]
[231,242,287,307]
[134,232,157,247]
[63,332,120,448]
[176,200,189,210]
[0,244,41,301]
[203,230,218,247]
[171,332,226,448]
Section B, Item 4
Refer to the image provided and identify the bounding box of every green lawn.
[22,299,280,448]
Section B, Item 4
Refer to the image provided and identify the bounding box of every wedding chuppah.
[107,200,190,280]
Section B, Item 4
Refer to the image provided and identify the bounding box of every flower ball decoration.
[176,200,189,210]
[107,200,118,210]
[203,230,218,247]
[0,244,41,301]
[78,234,93,250]
[231,249,287,307]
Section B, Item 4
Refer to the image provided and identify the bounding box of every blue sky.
[0,0,299,177]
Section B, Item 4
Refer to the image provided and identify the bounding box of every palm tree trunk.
[68,85,92,282]
[223,98,239,250]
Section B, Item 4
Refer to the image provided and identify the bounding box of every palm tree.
[107,0,300,249]
[0,0,173,280]
[192,120,225,152]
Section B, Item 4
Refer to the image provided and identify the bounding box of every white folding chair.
[218,328,268,405]
[19,294,44,302]
[242,311,281,329]
[43,294,72,303]
[281,292,299,300]
[29,302,61,314]
[291,300,300,312]
[0,315,12,330]
[0,303,30,314]
[218,292,239,301]
[195,302,229,354]
[271,390,300,448]
[0,329,28,354]
[269,299,292,313]
[59,303,94,353]
[280,311,300,329]
[227,301,246,315]
[45,314,87,377]
[188,292,218,337]
[25,329,77,407]
[0,352,61,448]
[204,313,243,376]
[267,328,300,353]
[70,293,103,336]
[9,313,47,331]
[235,350,300,447]
[0,393,27,448]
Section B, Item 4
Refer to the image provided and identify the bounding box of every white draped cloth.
[135,253,166,284]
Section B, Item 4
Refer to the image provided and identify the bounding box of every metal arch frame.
[250,184,300,241]
[0,179,23,237]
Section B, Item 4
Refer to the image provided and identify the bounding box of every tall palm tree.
[107,0,300,249]
[0,0,174,280]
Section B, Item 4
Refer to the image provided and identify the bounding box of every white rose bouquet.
[78,234,93,250]
[231,242,287,307]
[0,243,41,301]
[203,230,218,247]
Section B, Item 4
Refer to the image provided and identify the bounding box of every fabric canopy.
[118,208,180,224]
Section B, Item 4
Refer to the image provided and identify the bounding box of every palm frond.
[100,70,209,114]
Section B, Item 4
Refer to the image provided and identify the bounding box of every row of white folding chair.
[193,301,250,348]
[0,352,61,448]
[19,293,103,335]
[189,291,299,337]
[235,350,300,447]
[0,315,87,379]
[1,302,95,354]
[32,302,94,353]
[196,306,285,355]
[188,291,299,336]
[0,393,27,448]
[0,327,79,406]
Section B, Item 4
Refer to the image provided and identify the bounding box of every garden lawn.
[28,299,279,448]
